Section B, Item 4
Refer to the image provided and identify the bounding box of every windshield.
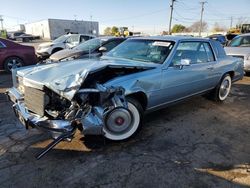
[53,35,68,43]
[105,39,175,64]
[228,35,250,47]
[74,38,103,51]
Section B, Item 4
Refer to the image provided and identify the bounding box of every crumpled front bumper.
[6,87,73,138]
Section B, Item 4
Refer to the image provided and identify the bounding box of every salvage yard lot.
[0,71,250,187]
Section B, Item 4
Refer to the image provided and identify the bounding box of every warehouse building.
[25,18,99,40]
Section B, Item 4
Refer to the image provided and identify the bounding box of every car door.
[160,41,216,104]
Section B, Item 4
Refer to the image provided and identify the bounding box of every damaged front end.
[7,60,154,159]
[7,81,128,159]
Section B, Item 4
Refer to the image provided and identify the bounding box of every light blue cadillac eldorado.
[7,36,244,158]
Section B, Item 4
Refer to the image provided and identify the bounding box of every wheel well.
[126,92,148,110]
[52,48,63,54]
[225,71,235,79]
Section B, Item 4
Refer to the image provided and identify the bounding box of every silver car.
[224,33,250,74]
[7,36,244,159]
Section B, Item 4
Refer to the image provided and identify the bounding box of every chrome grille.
[24,87,46,116]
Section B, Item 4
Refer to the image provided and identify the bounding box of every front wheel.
[211,74,232,102]
[103,98,143,141]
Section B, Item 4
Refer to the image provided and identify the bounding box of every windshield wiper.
[131,58,151,62]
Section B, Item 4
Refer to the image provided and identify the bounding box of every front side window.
[66,35,79,44]
[74,38,102,51]
[105,39,175,64]
[53,35,68,43]
[172,41,215,65]
[102,40,124,51]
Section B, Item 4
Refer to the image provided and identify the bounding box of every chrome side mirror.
[174,59,191,69]
[98,46,107,53]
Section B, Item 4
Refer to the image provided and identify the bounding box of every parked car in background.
[7,36,244,158]
[224,33,250,74]
[7,31,25,40]
[206,34,227,46]
[15,34,40,42]
[36,34,95,59]
[0,38,37,72]
[49,37,126,62]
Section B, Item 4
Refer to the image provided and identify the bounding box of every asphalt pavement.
[0,71,250,187]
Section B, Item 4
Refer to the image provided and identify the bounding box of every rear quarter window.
[210,40,226,58]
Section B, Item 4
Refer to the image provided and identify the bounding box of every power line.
[100,8,166,23]
[176,0,200,11]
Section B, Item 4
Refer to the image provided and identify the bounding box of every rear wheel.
[103,98,143,141]
[211,74,232,102]
[4,57,24,73]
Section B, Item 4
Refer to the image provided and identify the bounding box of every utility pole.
[0,15,4,30]
[168,0,175,35]
[199,1,207,37]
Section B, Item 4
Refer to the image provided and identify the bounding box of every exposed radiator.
[24,87,47,116]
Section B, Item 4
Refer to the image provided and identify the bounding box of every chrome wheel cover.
[219,76,231,100]
[7,58,22,71]
[103,102,140,140]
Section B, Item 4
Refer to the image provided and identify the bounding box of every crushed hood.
[17,58,157,100]
[49,48,83,61]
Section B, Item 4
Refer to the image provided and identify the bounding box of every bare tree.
[236,17,249,28]
[104,27,112,35]
[188,21,208,32]
[161,31,169,35]
[212,22,227,32]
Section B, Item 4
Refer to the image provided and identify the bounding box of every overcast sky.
[1,0,250,34]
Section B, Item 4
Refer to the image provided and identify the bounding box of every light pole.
[168,0,175,35]
[0,15,4,30]
[199,1,207,37]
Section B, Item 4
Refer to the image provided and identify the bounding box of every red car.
[0,38,37,72]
